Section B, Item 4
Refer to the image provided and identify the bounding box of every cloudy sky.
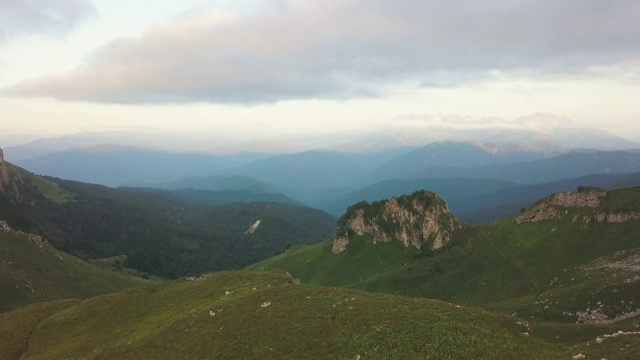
[1,0,640,144]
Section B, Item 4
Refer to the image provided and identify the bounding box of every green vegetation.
[12,166,73,204]
[0,271,571,360]
[0,161,336,278]
[3,158,640,359]
[0,230,157,313]
[252,187,640,324]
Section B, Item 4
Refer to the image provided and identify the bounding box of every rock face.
[0,147,9,193]
[516,189,607,224]
[0,148,41,203]
[245,220,262,235]
[331,190,460,254]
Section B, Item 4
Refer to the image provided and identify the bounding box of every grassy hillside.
[0,225,157,313]
[251,187,640,325]
[0,271,575,360]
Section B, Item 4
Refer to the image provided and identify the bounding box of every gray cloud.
[0,0,97,41]
[5,0,640,103]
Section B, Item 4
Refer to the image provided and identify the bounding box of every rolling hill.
[0,271,575,359]
[0,220,157,313]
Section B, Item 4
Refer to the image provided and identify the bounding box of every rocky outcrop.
[331,190,461,254]
[0,220,47,248]
[516,189,607,224]
[597,212,640,223]
[0,147,9,193]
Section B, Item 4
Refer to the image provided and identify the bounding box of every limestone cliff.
[0,147,9,193]
[331,190,461,254]
[0,147,27,202]
[516,188,607,224]
[516,187,640,225]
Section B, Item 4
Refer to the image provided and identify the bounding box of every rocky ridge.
[0,148,10,193]
[516,187,640,225]
[0,147,29,202]
[331,190,460,254]
[516,188,607,224]
[0,219,47,247]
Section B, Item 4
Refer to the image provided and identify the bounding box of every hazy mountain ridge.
[2,113,639,230]
[415,151,640,184]
[366,140,558,182]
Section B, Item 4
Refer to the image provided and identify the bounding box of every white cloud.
[0,0,96,41]
[3,0,640,104]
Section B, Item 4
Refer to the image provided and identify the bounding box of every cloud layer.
[0,0,96,41]
[5,0,640,104]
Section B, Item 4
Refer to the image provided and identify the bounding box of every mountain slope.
[251,187,640,325]
[0,271,570,360]
[146,174,302,206]
[0,151,336,279]
[0,220,155,312]
[149,188,302,207]
[219,150,367,204]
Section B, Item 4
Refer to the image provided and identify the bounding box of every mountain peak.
[332,190,461,254]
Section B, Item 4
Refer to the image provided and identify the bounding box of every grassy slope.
[0,230,158,313]
[250,187,640,323]
[1,271,570,360]
[12,166,74,204]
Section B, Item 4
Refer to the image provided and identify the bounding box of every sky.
[1,0,640,146]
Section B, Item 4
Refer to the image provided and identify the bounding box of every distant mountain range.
[3,113,640,223]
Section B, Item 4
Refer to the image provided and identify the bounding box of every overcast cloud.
[0,0,96,41]
[4,0,640,104]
